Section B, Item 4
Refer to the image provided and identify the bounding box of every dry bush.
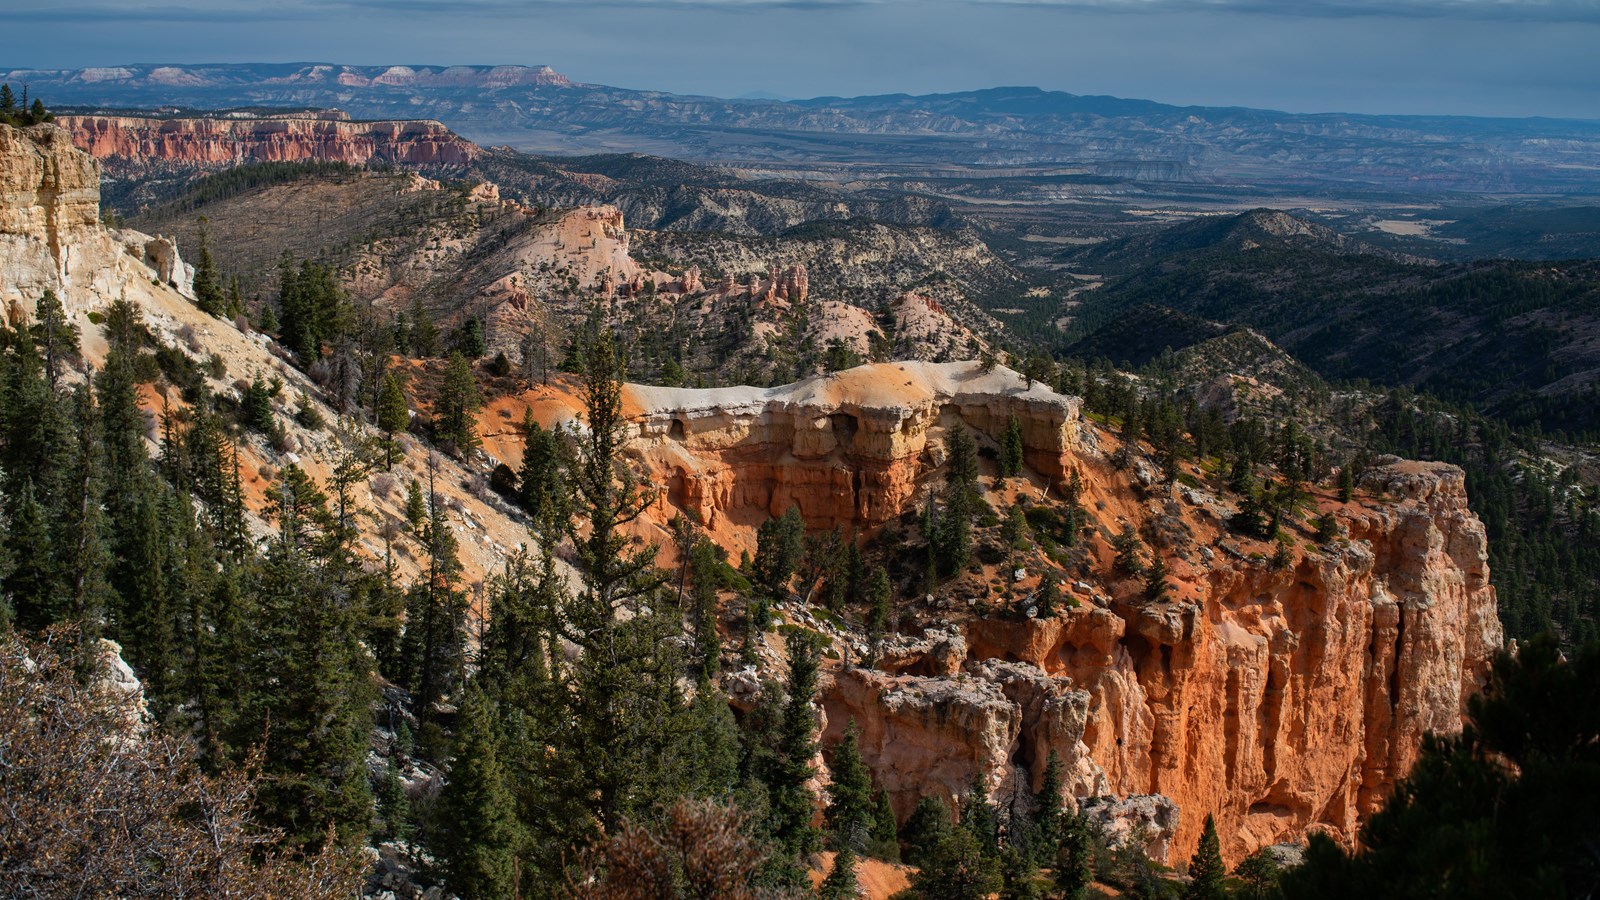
[0,630,365,899]
[564,799,774,900]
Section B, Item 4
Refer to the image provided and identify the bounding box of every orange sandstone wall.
[58,114,479,167]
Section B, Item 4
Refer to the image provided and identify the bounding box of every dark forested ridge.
[1068,211,1600,436]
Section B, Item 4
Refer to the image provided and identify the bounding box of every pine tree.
[31,289,76,389]
[1001,414,1025,478]
[909,825,1002,900]
[1338,464,1356,503]
[1183,814,1227,900]
[517,412,564,525]
[686,680,741,800]
[1112,525,1145,577]
[763,630,823,862]
[401,469,468,728]
[226,275,245,319]
[376,372,408,470]
[408,297,438,357]
[1031,750,1066,858]
[243,375,274,434]
[192,219,226,317]
[754,505,806,600]
[1145,552,1170,601]
[452,317,486,359]
[57,384,111,631]
[404,479,426,531]
[1054,812,1095,900]
[686,535,724,681]
[433,351,481,455]
[826,721,876,850]
[902,795,953,869]
[999,845,1043,900]
[248,538,375,849]
[3,479,56,630]
[936,425,981,576]
[869,789,901,862]
[551,328,695,838]
[959,777,999,858]
[437,685,522,900]
[819,845,861,899]
[865,565,891,668]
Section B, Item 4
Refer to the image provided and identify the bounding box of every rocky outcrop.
[486,359,1498,867]
[621,361,1083,530]
[0,122,192,318]
[884,457,1500,865]
[58,114,479,168]
[820,660,1101,822]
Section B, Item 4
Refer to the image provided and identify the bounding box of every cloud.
[984,0,1600,22]
[12,0,1600,20]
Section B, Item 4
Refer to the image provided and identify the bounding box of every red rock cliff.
[480,341,1500,871]
[58,114,479,167]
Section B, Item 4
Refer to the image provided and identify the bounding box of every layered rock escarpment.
[621,361,1084,530]
[58,114,479,168]
[0,122,194,320]
[491,364,1501,866]
[823,458,1495,867]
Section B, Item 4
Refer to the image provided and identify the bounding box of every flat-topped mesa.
[622,361,1083,529]
[57,114,480,167]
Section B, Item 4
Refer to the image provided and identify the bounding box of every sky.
[5,0,1599,119]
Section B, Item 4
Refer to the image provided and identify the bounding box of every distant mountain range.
[11,62,1600,194]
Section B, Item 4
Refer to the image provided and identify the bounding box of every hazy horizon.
[5,0,1598,121]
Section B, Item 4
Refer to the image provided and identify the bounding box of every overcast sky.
[6,0,1598,119]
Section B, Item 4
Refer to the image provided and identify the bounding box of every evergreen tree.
[754,505,806,600]
[903,795,954,869]
[1031,750,1066,859]
[769,630,823,859]
[376,372,408,470]
[1183,814,1226,900]
[935,425,982,576]
[819,844,861,899]
[685,680,742,800]
[869,789,901,863]
[242,375,275,434]
[57,384,111,631]
[401,467,468,729]
[2,479,55,630]
[408,297,438,357]
[437,685,522,900]
[1144,552,1170,602]
[192,219,226,317]
[865,565,891,668]
[1001,414,1025,479]
[549,328,694,841]
[959,777,999,858]
[433,351,481,455]
[1054,812,1095,900]
[31,289,76,389]
[1112,525,1145,577]
[826,721,876,850]
[686,535,725,681]
[999,846,1043,900]
[451,317,486,359]
[517,412,564,525]
[908,825,1002,900]
[404,479,426,531]
[248,537,375,849]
